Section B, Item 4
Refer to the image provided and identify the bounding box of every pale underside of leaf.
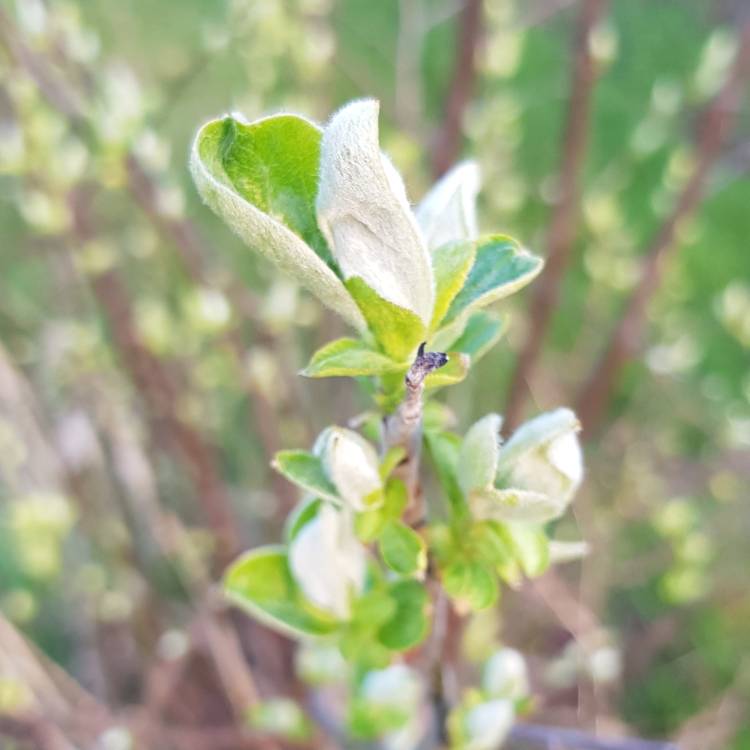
[471,487,566,524]
[458,413,503,496]
[190,117,366,331]
[316,99,435,325]
[415,160,480,251]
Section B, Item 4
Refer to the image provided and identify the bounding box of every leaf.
[380,446,407,481]
[224,546,339,638]
[450,311,505,362]
[444,235,543,325]
[377,580,429,650]
[379,520,427,576]
[503,523,550,578]
[429,241,476,331]
[416,161,480,251]
[424,352,470,389]
[317,99,434,325]
[284,497,323,542]
[301,338,403,378]
[272,450,339,503]
[459,414,503,496]
[191,115,365,331]
[346,276,426,363]
[442,561,499,611]
[355,478,409,542]
[424,431,466,517]
[471,486,566,524]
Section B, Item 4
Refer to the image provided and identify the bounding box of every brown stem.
[384,343,448,523]
[508,723,679,750]
[503,0,607,434]
[431,0,484,178]
[68,188,239,564]
[575,22,750,438]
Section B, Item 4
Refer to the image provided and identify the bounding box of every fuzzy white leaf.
[458,413,503,496]
[322,427,383,511]
[482,648,529,700]
[190,119,366,332]
[471,487,567,524]
[495,408,583,515]
[288,504,366,619]
[316,99,435,324]
[463,699,515,750]
[416,161,480,251]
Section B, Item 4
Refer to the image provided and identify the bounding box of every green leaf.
[355,478,409,542]
[444,236,543,325]
[380,446,407,480]
[424,352,470,390]
[430,241,476,331]
[301,338,403,378]
[352,589,397,628]
[284,497,322,542]
[442,561,499,611]
[504,523,550,578]
[450,311,505,362]
[224,546,339,637]
[191,115,365,331]
[272,450,339,503]
[379,520,427,576]
[345,276,426,363]
[377,580,429,650]
[424,431,466,518]
[459,413,502,496]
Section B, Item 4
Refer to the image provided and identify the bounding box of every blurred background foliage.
[0,0,749,747]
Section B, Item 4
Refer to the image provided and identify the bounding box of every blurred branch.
[0,7,298,517]
[503,0,606,433]
[68,188,240,563]
[575,22,750,437]
[432,0,483,177]
[508,723,679,750]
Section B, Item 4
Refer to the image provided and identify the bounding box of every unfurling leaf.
[459,413,503,496]
[190,114,365,330]
[321,427,383,511]
[317,99,434,325]
[416,161,480,251]
[288,504,367,618]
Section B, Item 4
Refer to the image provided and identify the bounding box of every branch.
[503,0,606,433]
[509,723,679,750]
[575,22,750,437]
[384,343,448,522]
[432,0,484,178]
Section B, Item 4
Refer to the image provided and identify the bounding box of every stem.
[576,21,750,437]
[503,0,606,434]
[384,343,448,523]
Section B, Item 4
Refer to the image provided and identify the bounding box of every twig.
[431,0,484,177]
[503,0,606,433]
[383,343,448,521]
[575,22,750,437]
[508,723,679,750]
